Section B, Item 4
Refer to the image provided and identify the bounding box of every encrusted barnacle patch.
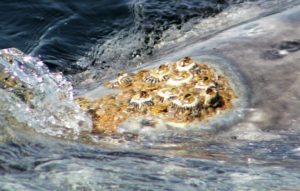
[76,57,237,134]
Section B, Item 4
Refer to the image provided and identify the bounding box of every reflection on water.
[1,0,300,190]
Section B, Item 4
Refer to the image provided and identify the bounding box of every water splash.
[0,48,92,139]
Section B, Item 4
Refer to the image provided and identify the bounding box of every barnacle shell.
[203,87,219,107]
[0,70,34,103]
[106,72,132,88]
[166,71,193,86]
[171,93,201,112]
[176,57,197,72]
[156,87,180,103]
[195,81,216,91]
[143,64,170,84]
[0,71,18,88]
[128,91,154,110]
[118,72,132,87]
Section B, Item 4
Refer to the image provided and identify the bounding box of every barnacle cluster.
[0,50,34,103]
[77,57,236,134]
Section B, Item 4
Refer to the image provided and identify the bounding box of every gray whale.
[81,5,300,143]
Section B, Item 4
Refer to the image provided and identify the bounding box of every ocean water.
[1,0,300,190]
[0,0,271,86]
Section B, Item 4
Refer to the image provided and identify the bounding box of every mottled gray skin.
[132,5,300,141]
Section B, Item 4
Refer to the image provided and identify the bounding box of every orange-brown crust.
[76,57,237,134]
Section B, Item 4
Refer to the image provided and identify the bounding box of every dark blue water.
[0,1,243,75]
[1,0,300,190]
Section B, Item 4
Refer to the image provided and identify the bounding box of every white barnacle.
[129,91,154,110]
[157,87,179,103]
[175,57,197,72]
[195,81,216,91]
[143,64,170,84]
[166,71,193,86]
[106,72,132,88]
[117,72,132,87]
[171,93,201,112]
[105,79,119,88]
